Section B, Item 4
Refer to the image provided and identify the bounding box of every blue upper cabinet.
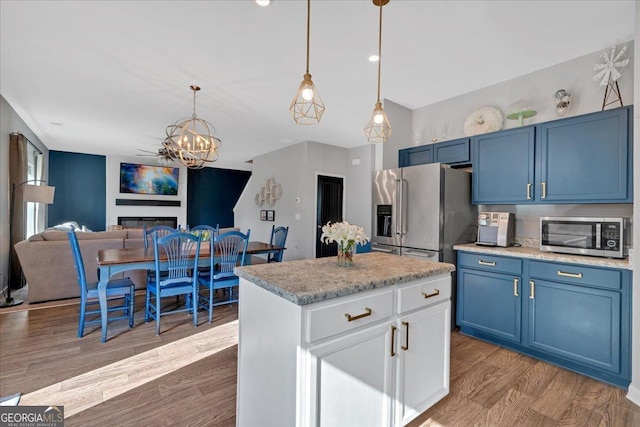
[537,106,632,203]
[398,137,470,168]
[399,144,433,167]
[471,106,633,205]
[472,126,536,204]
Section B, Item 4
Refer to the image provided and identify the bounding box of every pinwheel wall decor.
[593,44,629,110]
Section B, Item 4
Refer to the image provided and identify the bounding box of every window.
[25,142,44,238]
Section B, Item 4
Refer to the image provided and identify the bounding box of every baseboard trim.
[627,383,640,406]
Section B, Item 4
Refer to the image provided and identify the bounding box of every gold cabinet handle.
[401,321,409,351]
[345,307,372,322]
[513,278,519,297]
[390,325,397,357]
[558,270,583,279]
[529,280,535,299]
[526,183,532,200]
[541,182,547,199]
[422,289,440,299]
[478,260,496,266]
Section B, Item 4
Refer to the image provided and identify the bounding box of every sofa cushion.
[126,229,144,239]
[40,230,128,241]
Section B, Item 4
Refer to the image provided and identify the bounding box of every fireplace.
[118,216,178,229]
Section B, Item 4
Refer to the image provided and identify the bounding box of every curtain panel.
[9,133,27,289]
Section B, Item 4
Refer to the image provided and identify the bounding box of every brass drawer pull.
[513,278,519,297]
[478,260,496,266]
[558,270,583,279]
[390,325,397,357]
[401,321,409,351]
[526,183,532,200]
[422,289,440,299]
[345,307,372,322]
[529,280,535,299]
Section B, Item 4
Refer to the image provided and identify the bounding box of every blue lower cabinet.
[457,251,631,388]
[457,269,521,343]
[527,279,621,373]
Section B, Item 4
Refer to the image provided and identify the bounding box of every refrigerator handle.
[401,179,408,236]
[395,179,402,236]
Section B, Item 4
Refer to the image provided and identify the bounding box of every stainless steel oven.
[540,216,629,259]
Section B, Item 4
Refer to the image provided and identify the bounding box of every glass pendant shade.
[165,85,221,170]
[364,101,392,143]
[290,73,325,124]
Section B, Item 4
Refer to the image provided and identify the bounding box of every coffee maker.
[476,212,515,247]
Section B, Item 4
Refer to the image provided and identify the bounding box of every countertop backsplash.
[479,203,634,248]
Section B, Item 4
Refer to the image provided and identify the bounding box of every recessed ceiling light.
[368,54,379,62]
[256,0,271,6]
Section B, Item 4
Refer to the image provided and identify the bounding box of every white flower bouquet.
[320,221,370,266]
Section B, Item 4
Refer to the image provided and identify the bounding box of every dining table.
[95,241,284,342]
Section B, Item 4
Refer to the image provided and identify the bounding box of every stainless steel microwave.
[540,217,629,259]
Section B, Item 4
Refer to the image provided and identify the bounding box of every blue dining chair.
[268,225,289,263]
[67,231,135,340]
[143,225,178,285]
[197,229,250,323]
[146,231,201,335]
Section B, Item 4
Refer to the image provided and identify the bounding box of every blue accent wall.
[48,151,106,231]
[187,167,251,228]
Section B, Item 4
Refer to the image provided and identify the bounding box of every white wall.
[410,41,635,147]
[382,99,412,171]
[346,144,375,237]
[628,2,640,406]
[105,155,188,228]
[234,141,372,261]
[0,96,49,292]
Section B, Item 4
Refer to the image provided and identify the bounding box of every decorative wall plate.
[463,106,504,136]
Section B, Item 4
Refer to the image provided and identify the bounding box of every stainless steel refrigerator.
[372,163,477,326]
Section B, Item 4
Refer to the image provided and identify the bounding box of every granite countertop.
[453,243,632,270]
[235,252,455,305]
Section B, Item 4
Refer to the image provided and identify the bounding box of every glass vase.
[337,243,355,267]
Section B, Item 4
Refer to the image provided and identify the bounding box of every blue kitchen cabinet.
[472,106,633,204]
[537,106,632,203]
[527,261,630,386]
[399,145,433,167]
[398,138,470,167]
[471,126,535,204]
[457,253,522,343]
[457,250,632,388]
[433,138,470,165]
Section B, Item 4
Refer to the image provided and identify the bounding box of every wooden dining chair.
[145,231,201,335]
[268,225,289,263]
[67,231,135,340]
[197,229,250,323]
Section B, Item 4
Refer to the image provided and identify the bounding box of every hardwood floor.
[1,299,639,426]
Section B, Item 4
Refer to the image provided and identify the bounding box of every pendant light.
[290,0,325,125]
[364,0,392,143]
[165,85,221,169]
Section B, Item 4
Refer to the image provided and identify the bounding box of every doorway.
[316,175,344,258]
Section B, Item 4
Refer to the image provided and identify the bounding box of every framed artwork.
[260,210,267,221]
[267,210,275,221]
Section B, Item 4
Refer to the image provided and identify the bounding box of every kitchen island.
[234,252,455,427]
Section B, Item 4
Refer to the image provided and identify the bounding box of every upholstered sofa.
[14,227,238,303]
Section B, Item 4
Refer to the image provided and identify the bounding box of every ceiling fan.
[136,146,175,165]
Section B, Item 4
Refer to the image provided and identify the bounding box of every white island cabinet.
[235,252,454,427]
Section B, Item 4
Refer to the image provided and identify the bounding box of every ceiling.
[1,1,635,171]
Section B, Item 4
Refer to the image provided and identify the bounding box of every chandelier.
[289,0,325,124]
[364,0,392,143]
[165,85,221,169]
